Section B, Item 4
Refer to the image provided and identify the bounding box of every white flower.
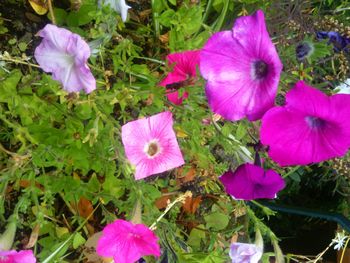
[332,232,348,251]
[98,0,131,22]
[335,78,350,94]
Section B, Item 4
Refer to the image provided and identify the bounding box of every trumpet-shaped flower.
[34,24,96,93]
[98,0,131,22]
[159,50,200,105]
[96,219,160,263]
[219,163,285,200]
[200,10,282,121]
[261,81,350,166]
[121,111,184,180]
[229,243,263,263]
[0,250,36,263]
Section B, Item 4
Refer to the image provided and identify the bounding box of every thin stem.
[0,56,40,68]
[47,0,56,25]
[312,241,334,262]
[340,237,350,263]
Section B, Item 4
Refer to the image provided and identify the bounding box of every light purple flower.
[219,163,285,200]
[261,81,350,166]
[200,10,282,121]
[96,219,160,263]
[229,243,263,263]
[34,24,96,93]
[121,111,185,180]
[98,0,131,22]
[0,250,36,263]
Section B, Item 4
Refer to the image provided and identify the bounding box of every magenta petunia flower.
[96,219,161,263]
[121,111,185,180]
[200,10,282,121]
[34,24,96,93]
[229,243,262,263]
[219,163,285,200]
[261,81,350,166]
[159,50,200,105]
[0,250,36,263]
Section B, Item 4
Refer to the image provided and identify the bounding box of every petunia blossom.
[200,10,282,121]
[121,111,185,180]
[229,243,263,263]
[159,50,200,105]
[96,219,160,263]
[0,250,36,263]
[219,163,285,200]
[98,0,131,22]
[34,24,96,93]
[261,81,350,166]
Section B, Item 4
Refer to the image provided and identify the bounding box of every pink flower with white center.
[121,111,185,180]
[0,250,36,263]
[96,219,160,263]
[200,10,282,121]
[261,81,350,166]
[34,24,96,93]
[159,50,200,105]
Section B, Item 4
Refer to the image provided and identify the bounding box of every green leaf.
[187,225,206,249]
[66,4,96,27]
[73,232,86,249]
[204,212,229,231]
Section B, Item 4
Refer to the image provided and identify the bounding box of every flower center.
[305,116,326,129]
[252,60,269,80]
[144,140,161,158]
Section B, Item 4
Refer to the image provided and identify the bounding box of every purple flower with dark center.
[219,163,285,200]
[200,10,283,121]
[261,81,350,166]
[34,24,96,93]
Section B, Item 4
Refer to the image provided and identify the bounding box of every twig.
[47,0,56,25]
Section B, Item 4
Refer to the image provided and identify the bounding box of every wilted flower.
[98,0,131,22]
[0,250,36,263]
[261,81,350,166]
[332,231,348,251]
[296,41,314,61]
[96,219,160,263]
[229,243,263,263]
[200,10,282,121]
[159,50,200,105]
[121,111,185,180]
[219,163,285,200]
[34,24,96,93]
[316,31,349,52]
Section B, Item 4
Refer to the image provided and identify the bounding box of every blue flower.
[316,31,350,52]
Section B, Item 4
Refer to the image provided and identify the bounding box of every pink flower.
[121,111,185,180]
[219,163,285,200]
[34,24,96,93]
[229,243,262,263]
[200,10,282,121]
[261,81,350,166]
[96,219,161,263]
[159,50,200,105]
[0,250,36,263]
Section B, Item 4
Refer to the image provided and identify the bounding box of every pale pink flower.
[229,243,262,263]
[34,24,96,93]
[159,50,200,105]
[121,111,185,180]
[0,250,36,263]
[96,219,160,263]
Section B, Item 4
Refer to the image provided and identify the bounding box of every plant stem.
[47,0,56,25]
[340,237,350,263]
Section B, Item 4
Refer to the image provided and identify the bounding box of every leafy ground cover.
[1,0,350,262]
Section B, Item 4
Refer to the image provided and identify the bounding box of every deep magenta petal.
[219,164,285,200]
[0,250,36,263]
[200,10,282,121]
[97,219,160,263]
[261,81,350,166]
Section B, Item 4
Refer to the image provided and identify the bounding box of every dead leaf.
[84,232,113,263]
[24,224,40,249]
[159,32,169,43]
[77,197,94,221]
[182,196,202,214]
[28,0,48,15]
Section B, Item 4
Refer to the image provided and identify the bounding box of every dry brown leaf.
[24,224,40,249]
[77,197,94,221]
[182,196,202,214]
